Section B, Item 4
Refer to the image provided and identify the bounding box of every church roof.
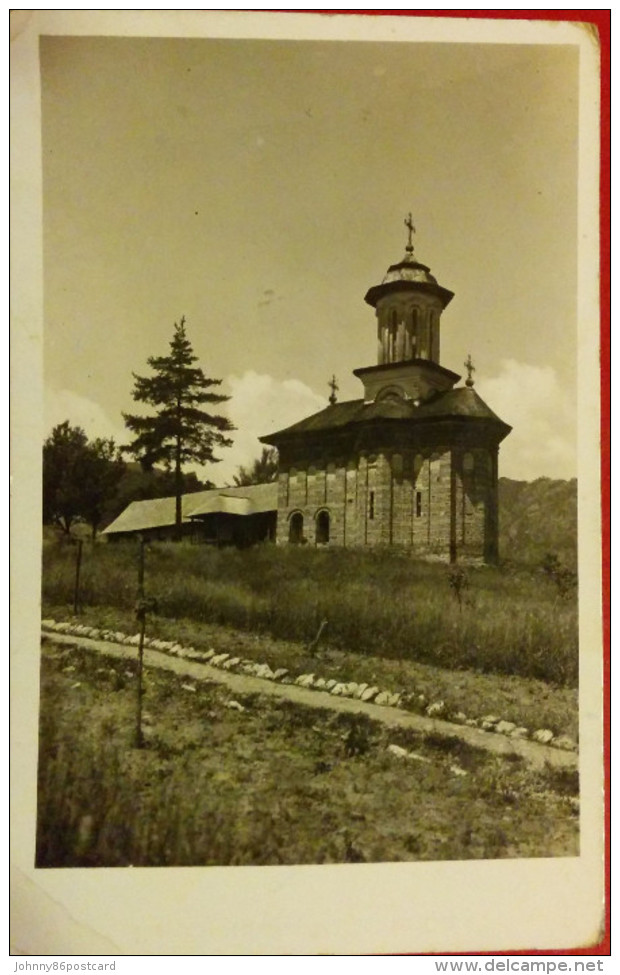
[353,357,461,384]
[261,386,511,443]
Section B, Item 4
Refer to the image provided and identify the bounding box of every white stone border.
[41,619,578,754]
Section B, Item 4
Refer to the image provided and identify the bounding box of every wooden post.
[73,539,83,616]
[135,536,146,749]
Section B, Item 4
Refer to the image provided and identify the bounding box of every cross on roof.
[328,374,339,405]
[464,354,475,387]
[404,212,416,253]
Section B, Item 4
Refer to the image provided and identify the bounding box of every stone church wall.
[276,444,494,559]
[455,448,491,556]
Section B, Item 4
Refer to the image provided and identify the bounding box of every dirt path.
[42,630,577,771]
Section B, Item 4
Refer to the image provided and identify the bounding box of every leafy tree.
[123,317,234,538]
[80,438,127,538]
[233,447,279,486]
[43,422,126,537]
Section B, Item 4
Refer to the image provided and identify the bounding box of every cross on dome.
[328,374,339,405]
[464,353,476,387]
[404,212,416,254]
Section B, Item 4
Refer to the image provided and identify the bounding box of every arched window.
[387,309,397,361]
[289,511,304,544]
[316,509,330,545]
[463,452,474,474]
[411,307,419,357]
[376,385,405,403]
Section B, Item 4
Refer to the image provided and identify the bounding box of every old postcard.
[10,10,605,956]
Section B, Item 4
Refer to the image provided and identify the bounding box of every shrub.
[540,553,578,599]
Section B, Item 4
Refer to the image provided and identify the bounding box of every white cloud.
[44,388,127,445]
[476,359,576,481]
[44,374,326,486]
[217,370,327,485]
[46,362,573,490]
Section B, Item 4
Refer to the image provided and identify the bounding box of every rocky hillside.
[499,477,578,567]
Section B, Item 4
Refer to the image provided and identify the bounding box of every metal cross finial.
[404,212,416,253]
[328,374,339,405]
[464,353,475,387]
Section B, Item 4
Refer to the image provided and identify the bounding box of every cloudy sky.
[39,18,584,484]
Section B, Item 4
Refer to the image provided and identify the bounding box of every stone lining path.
[42,630,577,771]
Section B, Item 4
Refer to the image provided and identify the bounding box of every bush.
[540,553,578,599]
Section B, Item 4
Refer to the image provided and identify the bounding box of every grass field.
[36,640,579,868]
[42,539,578,688]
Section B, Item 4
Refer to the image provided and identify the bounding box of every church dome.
[364,251,454,309]
[381,253,440,286]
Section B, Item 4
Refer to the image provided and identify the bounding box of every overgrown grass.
[42,539,578,687]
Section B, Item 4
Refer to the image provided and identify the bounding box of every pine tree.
[123,317,234,538]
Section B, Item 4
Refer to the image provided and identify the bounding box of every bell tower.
[364,214,454,368]
[355,216,459,404]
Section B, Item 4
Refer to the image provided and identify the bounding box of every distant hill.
[499,477,577,567]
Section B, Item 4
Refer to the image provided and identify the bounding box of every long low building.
[102,482,278,545]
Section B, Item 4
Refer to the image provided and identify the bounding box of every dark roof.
[353,358,461,384]
[103,482,278,535]
[261,386,511,442]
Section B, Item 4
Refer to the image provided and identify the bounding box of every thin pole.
[135,536,146,749]
[73,539,83,616]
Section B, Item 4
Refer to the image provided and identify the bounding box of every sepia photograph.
[11,10,605,956]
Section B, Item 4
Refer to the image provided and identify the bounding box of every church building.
[260,218,511,563]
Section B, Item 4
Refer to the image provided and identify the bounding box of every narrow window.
[316,510,330,545]
[411,308,419,357]
[288,512,304,544]
[369,490,375,520]
[416,491,422,518]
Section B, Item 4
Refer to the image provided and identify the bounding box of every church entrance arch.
[288,511,304,544]
[315,509,330,545]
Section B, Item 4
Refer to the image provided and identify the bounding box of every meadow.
[36,640,579,867]
[41,537,578,688]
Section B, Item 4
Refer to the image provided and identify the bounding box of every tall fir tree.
[123,317,234,538]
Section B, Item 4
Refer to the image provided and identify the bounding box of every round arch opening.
[288,511,304,544]
[315,509,330,545]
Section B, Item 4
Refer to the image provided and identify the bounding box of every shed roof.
[103,482,278,535]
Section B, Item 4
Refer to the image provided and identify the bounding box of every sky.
[39,24,582,484]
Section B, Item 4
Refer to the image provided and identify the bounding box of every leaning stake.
[73,538,83,616]
[135,536,146,748]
